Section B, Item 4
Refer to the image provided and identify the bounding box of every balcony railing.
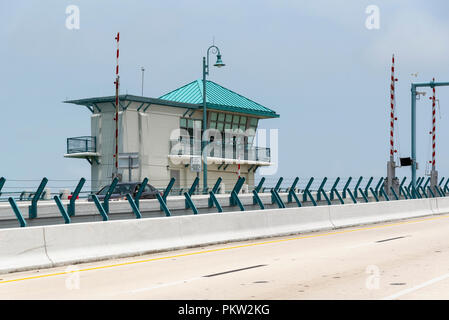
[67,136,96,154]
[169,139,271,163]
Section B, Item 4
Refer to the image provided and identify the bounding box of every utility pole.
[141,67,145,96]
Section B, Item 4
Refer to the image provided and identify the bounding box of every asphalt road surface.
[2,213,449,300]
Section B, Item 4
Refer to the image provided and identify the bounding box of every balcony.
[169,139,271,165]
[64,136,99,162]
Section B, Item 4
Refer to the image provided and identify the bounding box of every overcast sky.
[1,0,449,190]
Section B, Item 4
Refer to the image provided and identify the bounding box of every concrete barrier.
[328,198,436,228]
[0,227,52,273]
[0,197,447,274]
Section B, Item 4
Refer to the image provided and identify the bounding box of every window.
[180,117,202,139]
[207,112,259,145]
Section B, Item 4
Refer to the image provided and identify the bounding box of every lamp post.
[202,45,225,194]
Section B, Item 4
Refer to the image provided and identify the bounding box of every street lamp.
[202,45,225,193]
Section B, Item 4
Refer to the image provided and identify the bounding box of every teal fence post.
[374,178,384,198]
[252,190,265,209]
[134,177,148,209]
[231,190,245,211]
[161,177,175,211]
[342,177,352,199]
[428,186,435,198]
[380,186,390,201]
[103,177,119,214]
[399,177,407,198]
[390,187,399,200]
[347,189,357,204]
[369,187,379,202]
[67,177,86,216]
[287,177,299,203]
[271,188,285,208]
[358,188,368,202]
[209,192,223,212]
[126,193,142,219]
[303,177,314,202]
[439,177,445,187]
[255,178,265,193]
[54,196,71,224]
[0,177,5,197]
[412,186,421,199]
[188,177,200,195]
[8,197,27,227]
[416,177,423,189]
[156,193,171,217]
[319,188,331,205]
[305,189,317,206]
[329,177,340,201]
[435,186,443,197]
[185,177,199,209]
[271,177,284,204]
[208,177,222,208]
[364,177,374,197]
[92,195,109,221]
[211,177,222,194]
[353,176,363,198]
[253,177,265,205]
[290,189,302,207]
[423,177,430,190]
[419,186,428,198]
[405,186,412,199]
[444,179,449,194]
[333,188,344,205]
[230,177,245,206]
[184,192,199,215]
[401,187,409,199]
[28,177,48,219]
[316,177,328,202]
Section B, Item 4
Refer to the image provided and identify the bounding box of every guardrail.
[1,175,449,229]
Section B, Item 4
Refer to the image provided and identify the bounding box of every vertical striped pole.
[390,54,397,162]
[114,32,120,179]
[430,78,436,170]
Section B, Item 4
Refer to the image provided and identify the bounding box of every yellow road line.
[1,213,448,285]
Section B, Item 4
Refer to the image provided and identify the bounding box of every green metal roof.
[159,80,279,118]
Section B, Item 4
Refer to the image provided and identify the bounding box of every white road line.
[382,272,449,300]
[128,277,202,294]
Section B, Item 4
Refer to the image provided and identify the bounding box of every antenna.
[141,66,145,96]
[113,32,120,180]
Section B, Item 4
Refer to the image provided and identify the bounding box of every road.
[1,213,449,300]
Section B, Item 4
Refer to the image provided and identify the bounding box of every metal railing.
[169,139,271,163]
[66,136,96,154]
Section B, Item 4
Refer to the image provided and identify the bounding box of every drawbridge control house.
[64,80,279,192]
